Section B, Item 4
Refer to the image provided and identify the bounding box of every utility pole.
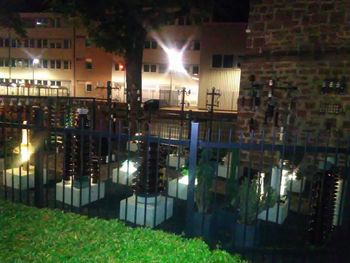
[206,87,221,141]
[178,87,191,129]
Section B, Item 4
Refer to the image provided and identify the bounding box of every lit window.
[115,63,124,71]
[85,58,92,69]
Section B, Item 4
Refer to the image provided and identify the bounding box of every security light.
[165,48,186,73]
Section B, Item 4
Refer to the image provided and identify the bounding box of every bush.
[0,200,245,263]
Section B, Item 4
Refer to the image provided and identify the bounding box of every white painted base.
[167,175,197,200]
[166,154,185,169]
[3,166,47,189]
[119,194,173,228]
[258,199,289,224]
[105,154,116,163]
[289,178,306,193]
[112,160,139,185]
[127,141,139,152]
[218,164,230,178]
[56,181,105,207]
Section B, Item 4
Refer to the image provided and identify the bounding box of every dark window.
[86,84,92,92]
[56,81,61,86]
[85,38,92,47]
[56,42,62,48]
[64,60,69,69]
[50,60,55,68]
[50,80,56,86]
[37,80,42,85]
[0,38,3,47]
[85,59,92,69]
[37,39,42,48]
[185,16,191,25]
[43,39,48,48]
[29,39,35,48]
[178,17,185,25]
[4,59,9,67]
[23,59,29,67]
[56,60,61,69]
[143,64,150,72]
[223,55,234,68]
[4,39,9,47]
[150,64,157,72]
[50,42,55,48]
[159,64,166,73]
[193,40,200,51]
[0,59,3,67]
[11,59,16,67]
[43,80,48,85]
[43,60,48,68]
[24,39,29,48]
[144,40,151,49]
[193,65,199,75]
[11,39,16,48]
[212,54,222,68]
[151,40,157,49]
[17,39,22,47]
[63,39,70,49]
[53,18,61,28]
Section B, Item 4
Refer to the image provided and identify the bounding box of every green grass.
[0,200,245,263]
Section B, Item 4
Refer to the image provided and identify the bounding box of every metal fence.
[0,103,349,263]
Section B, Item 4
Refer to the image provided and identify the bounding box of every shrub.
[0,199,245,263]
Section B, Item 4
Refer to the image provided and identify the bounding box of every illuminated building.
[0,13,246,110]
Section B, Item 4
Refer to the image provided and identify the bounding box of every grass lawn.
[0,199,245,262]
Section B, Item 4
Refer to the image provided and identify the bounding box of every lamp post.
[32,58,39,96]
[165,48,185,106]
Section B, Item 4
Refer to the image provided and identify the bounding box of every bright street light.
[32,58,40,89]
[164,48,186,106]
[165,48,186,73]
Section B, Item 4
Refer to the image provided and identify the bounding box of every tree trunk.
[125,29,146,135]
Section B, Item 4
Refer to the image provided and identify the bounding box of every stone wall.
[237,0,350,167]
[238,0,350,142]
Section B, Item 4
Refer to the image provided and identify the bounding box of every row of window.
[144,39,200,51]
[212,54,241,68]
[166,16,211,26]
[22,17,62,28]
[0,58,72,69]
[0,38,72,49]
[142,63,199,75]
[1,78,62,86]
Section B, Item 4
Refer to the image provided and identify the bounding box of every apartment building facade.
[0,13,246,111]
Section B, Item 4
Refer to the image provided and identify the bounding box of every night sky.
[13,0,250,23]
[213,0,250,22]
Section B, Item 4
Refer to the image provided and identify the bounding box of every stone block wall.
[238,0,350,143]
[237,0,350,167]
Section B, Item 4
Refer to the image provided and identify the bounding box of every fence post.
[186,122,199,236]
[33,106,45,208]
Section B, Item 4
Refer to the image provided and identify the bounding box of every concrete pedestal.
[258,199,289,224]
[56,180,105,207]
[112,160,139,185]
[166,154,185,169]
[289,178,306,193]
[3,166,47,189]
[218,164,230,178]
[167,175,197,200]
[119,195,173,228]
[127,141,139,152]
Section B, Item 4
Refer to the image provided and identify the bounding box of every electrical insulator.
[133,141,165,195]
[308,167,341,245]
